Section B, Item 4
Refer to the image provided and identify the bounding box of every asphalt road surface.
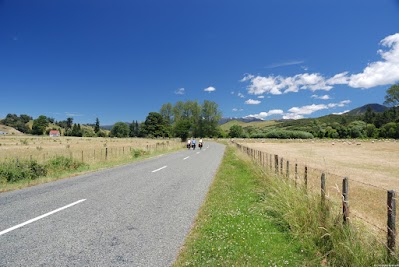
[0,141,225,266]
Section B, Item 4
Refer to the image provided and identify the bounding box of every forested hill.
[345,103,388,116]
[223,104,399,139]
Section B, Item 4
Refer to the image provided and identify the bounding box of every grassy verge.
[174,143,398,266]
[0,146,183,192]
[173,145,306,266]
[261,160,397,266]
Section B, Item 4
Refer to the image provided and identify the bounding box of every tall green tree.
[384,84,399,107]
[200,100,222,137]
[229,125,244,138]
[66,117,73,129]
[94,117,100,133]
[142,112,167,137]
[31,115,49,135]
[111,122,130,138]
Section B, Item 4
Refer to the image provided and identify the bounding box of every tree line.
[227,84,399,139]
[0,100,222,140]
[110,100,222,140]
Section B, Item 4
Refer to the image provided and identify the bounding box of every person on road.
[191,138,196,150]
[199,138,203,149]
[187,138,191,149]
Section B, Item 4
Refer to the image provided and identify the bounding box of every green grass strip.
[173,146,306,266]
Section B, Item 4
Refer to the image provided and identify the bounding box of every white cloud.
[204,86,216,92]
[242,33,399,94]
[257,95,265,99]
[333,110,350,115]
[349,33,399,88]
[245,99,261,105]
[283,114,304,120]
[240,74,254,82]
[285,100,351,119]
[65,112,83,117]
[243,73,332,96]
[175,88,185,95]
[238,92,245,98]
[327,72,350,85]
[311,94,331,100]
[244,109,284,120]
[288,104,328,115]
[232,108,244,112]
[266,60,304,69]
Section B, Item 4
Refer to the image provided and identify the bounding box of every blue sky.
[1,0,399,125]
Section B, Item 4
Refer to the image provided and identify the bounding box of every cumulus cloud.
[311,94,331,100]
[204,86,216,92]
[238,92,245,98]
[244,109,284,120]
[349,33,399,88]
[242,33,399,94]
[174,88,185,95]
[245,99,261,105]
[257,95,265,99]
[232,108,244,112]
[242,73,332,96]
[284,100,351,119]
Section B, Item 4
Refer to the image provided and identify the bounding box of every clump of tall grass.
[131,149,148,158]
[0,159,47,183]
[262,172,397,266]
[46,156,87,174]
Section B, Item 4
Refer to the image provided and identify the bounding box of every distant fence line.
[0,141,183,165]
[232,141,398,257]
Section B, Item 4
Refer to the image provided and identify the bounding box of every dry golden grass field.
[0,136,183,164]
[239,139,399,242]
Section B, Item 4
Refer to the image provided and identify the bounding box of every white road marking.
[152,166,167,173]
[0,199,86,236]
[196,152,200,154]
[183,156,190,160]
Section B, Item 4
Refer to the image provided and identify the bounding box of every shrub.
[0,159,47,183]
[132,149,147,158]
[250,129,314,139]
[46,156,86,173]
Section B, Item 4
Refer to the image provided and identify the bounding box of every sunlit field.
[237,139,399,243]
[0,136,182,164]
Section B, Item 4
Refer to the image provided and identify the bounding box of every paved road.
[0,141,225,266]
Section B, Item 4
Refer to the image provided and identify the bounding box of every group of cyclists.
[187,138,203,150]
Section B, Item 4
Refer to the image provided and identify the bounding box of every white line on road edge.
[196,152,200,154]
[183,156,190,160]
[152,166,167,173]
[0,199,86,237]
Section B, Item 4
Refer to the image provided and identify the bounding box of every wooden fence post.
[321,173,326,207]
[105,148,108,160]
[342,177,349,224]
[387,190,396,255]
[304,166,308,190]
[286,161,290,178]
[274,155,278,175]
[280,157,284,175]
[295,163,298,187]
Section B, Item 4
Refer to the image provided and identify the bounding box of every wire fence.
[0,136,184,165]
[233,141,399,256]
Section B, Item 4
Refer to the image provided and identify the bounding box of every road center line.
[183,156,190,160]
[0,199,86,237]
[152,166,167,173]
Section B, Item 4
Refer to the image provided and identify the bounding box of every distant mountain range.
[344,103,388,116]
[218,103,388,125]
[101,103,388,128]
